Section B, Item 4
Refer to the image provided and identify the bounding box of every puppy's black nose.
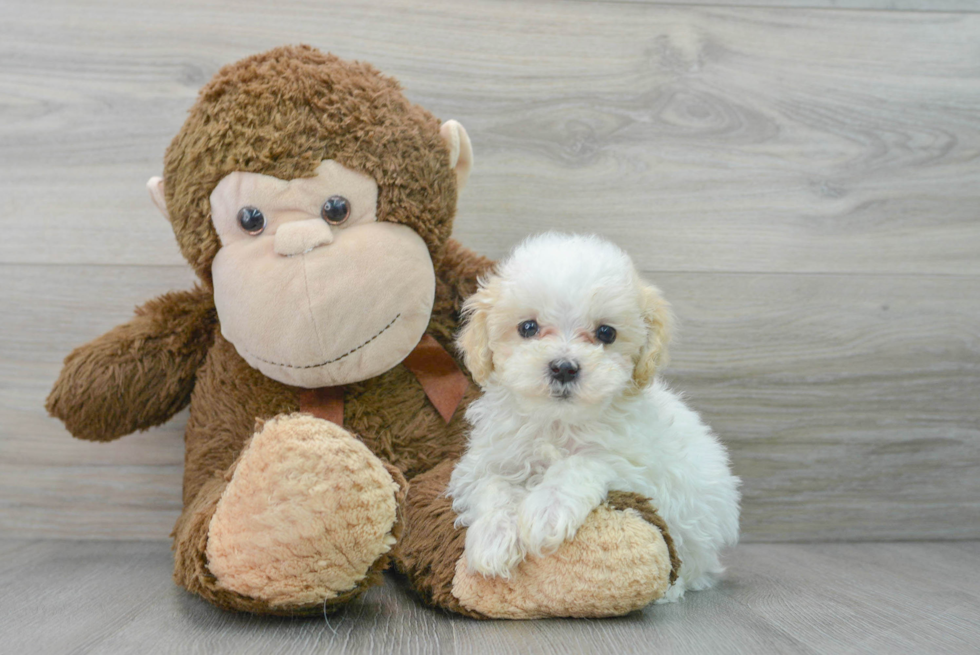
[549,360,579,384]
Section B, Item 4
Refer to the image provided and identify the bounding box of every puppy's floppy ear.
[633,283,674,388]
[457,279,497,386]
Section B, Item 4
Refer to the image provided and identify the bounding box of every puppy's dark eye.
[321,195,351,225]
[237,206,266,235]
[596,325,617,344]
[518,320,539,338]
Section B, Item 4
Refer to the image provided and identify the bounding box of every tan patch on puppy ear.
[633,282,674,388]
[456,279,497,386]
[146,176,170,222]
[440,119,474,192]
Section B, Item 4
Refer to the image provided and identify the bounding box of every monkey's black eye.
[237,206,266,235]
[518,320,539,338]
[596,325,617,344]
[321,195,351,225]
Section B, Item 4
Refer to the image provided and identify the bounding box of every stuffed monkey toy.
[47,45,678,618]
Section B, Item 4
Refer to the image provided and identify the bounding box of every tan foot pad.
[206,414,401,608]
[451,505,673,619]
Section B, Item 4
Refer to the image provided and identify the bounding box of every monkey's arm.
[46,286,217,442]
[438,238,496,311]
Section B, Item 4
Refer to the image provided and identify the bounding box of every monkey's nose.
[549,360,580,384]
[274,219,334,256]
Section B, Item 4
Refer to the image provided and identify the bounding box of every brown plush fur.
[45,286,217,442]
[47,46,673,617]
[394,461,488,618]
[168,251,481,612]
[48,44,486,614]
[162,45,458,284]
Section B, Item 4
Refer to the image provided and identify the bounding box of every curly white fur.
[447,233,741,601]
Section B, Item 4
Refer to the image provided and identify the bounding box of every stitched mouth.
[244,313,401,370]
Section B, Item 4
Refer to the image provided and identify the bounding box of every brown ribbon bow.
[298,333,469,426]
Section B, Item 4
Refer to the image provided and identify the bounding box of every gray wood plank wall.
[1,0,978,542]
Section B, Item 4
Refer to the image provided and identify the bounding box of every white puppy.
[447,233,740,601]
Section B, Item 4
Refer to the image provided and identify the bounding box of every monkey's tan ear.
[440,119,474,192]
[633,283,674,389]
[456,281,496,386]
[147,176,170,222]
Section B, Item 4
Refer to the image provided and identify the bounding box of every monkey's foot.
[205,413,404,610]
[396,462,679,619]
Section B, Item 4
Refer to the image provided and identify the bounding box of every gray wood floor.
[1,539,977,655]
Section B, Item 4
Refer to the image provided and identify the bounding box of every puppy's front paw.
[464,512,524,578]
[519,488,590,556]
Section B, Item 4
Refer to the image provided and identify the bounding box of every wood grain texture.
[1,539,978,654]
[657,271,980,541]
[5,264,977,541]
[1,0,978,543]
[611,1,980,12]
[0,0,978,274]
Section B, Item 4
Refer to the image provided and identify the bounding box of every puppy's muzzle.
[549,360,580,385]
